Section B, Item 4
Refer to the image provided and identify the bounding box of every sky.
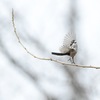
[0,0,100,100]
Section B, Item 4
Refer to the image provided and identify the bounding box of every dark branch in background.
[12,9,100,69]
[64,66,88,100]
[0,39,56,100]
[65,0,88,99]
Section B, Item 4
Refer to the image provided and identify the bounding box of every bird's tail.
[51,52,69,56]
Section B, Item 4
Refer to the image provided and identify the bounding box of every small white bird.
[51,32,77,64]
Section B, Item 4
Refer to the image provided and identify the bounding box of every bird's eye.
[74,41,76,43]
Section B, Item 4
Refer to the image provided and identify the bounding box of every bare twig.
[12,9,100,69]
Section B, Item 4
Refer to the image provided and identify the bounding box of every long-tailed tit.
[51,32,77,64]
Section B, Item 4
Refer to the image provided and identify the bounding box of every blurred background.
[1,0,100,100]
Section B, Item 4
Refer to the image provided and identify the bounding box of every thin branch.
[11,9,100,69]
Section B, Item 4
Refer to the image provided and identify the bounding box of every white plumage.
[52,32,77,64]
[60,32,77,53]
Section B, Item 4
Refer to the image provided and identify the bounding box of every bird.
[51,32,77,64]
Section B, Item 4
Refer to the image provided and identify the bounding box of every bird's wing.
[59,32,76,53]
